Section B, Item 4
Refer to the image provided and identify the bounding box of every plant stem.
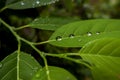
[17,38,21,80]
[45,53,92,69]
[0,18,91,79]
[32,40,55,45]
[0,18,18,38]
[30,46,51,80]
[0,18,51,80]
[20,37,51,80]
[0,18,22,80]
[0,6,7,12]
[13,25,29,30]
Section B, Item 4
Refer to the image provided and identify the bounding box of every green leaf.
[6,0,59,9]
[80,38,120,80]
[49,19,120,47]
[32,66,77,80]
[0,51,42,80]
[29,17,80,31]
[6,0,18,5]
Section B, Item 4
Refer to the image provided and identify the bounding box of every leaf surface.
[29,17,80,30]
[49,19,120,47]
[6,0,59,9]
[32,66,77,80]
[0,51,41,80]
[80,38,120,80]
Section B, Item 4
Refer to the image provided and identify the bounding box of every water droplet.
[36,1,40,4]
[87,32,92,36]
[69,34,75,38]
[21,2,25,5]
[96,32,100,35]
[0,62,3,68]
[56,36,62,41]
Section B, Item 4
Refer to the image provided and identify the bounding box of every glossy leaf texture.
[49,19,120,47]
[29,17,80,31]
[32,66,77,80]
[0,51,41,80]
[5,0,59,9]
[79,38,120,80]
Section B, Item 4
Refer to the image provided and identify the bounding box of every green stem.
[0,6,7,12]
[33,40,55,45]
[30,46,51,80]
[13,25,29,30]
[0,18,18,38]
[20,37,51,80]
[45,53,92,69]
[0,18,22,80]
[0,18,91,79]
[17,38,21,80]
[0,18,49,49]
[0,18,51,80]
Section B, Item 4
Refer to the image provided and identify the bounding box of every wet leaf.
[0,51,41,80]
[49,19,120,47]
[32,66,77,80]
[29,17,80,31]
[6,0,59,9]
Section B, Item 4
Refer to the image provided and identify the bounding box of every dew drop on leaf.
[21,1,25,6]
[0,62,3,68]
[56,36,62,41]
[96,32,100,35]
[69,34,75,38]
[36,0,40,4]
[87,32,92,36]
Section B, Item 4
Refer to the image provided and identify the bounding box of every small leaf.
[29,17,80,31]
[80,38,120,80]
[32,66,77,80]
[0,51,42,80]
[49,19,120,47]
[6,0,59,9]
